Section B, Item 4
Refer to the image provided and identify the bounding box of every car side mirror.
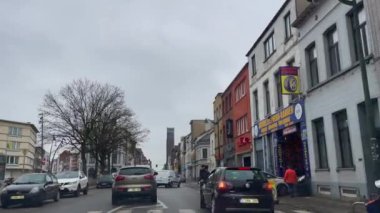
[154,172,158,176]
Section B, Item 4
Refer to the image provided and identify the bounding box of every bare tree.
[41,79,148,175]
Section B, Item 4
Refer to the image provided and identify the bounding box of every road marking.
[293,210,313,213]
[157,200,168,209]
[88,212,103,213]
[179,209,197,213]
[147,210,163,213]
[117,210,132,213]
[275,211,286,213]
[107,205,126,213]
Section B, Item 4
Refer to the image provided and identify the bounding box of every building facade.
[0,119,38,179]
[247,0,309,178]
[293,0,380,199]
[194,129,213,180]
[213,93,224,166]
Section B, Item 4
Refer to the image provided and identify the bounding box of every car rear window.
[224,169,265,182]
[119,167,151,176]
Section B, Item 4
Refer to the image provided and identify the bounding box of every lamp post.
[339,0,379,197]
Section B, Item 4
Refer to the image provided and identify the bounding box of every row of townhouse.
[209,0,380,200]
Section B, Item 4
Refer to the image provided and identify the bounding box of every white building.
[183,134,193,181]
[293,0,380,199]
[247,0,309,179]
[209,131,216,171]
[194,129,212,180]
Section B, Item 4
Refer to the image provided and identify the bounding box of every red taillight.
[263,182,273,191]
[217,181,232,192]
[144,174,154,180]
[238,167,251,170]
[115,175,126,182]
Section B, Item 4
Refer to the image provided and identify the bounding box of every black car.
[200,167,274,213]
[0,173,60,208]
[96,174,113,188]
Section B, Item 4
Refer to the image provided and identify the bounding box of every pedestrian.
[199,165,209,185]
[284,165,298,197]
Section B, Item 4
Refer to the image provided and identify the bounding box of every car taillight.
[144,174,154,180]
[115,175,125,182]
[263,182,273,191]
[217,181,232,192]
[238,167,251,170]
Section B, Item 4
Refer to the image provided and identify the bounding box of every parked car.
[156,170,181,188]
[262,172,289,197]
[1,173,60,208]
[97,174,113,188]
[112,165,158,205]
[200,167,274,213]
[56,171,89,197]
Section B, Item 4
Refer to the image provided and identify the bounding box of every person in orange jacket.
[284,165,298,197]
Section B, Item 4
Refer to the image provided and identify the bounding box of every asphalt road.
[1,183,335,213]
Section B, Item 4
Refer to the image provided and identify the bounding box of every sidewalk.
[183,181,366,213]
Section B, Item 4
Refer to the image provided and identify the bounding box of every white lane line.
[116,211,132,213]
[88,212,103,213]
[147,210,163,213]
[293,210,313,213]
[107,205,126,213]
[179,209,197,213]
[275,211,286,213]
[157,200,168,209]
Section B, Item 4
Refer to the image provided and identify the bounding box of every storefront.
[253,100,310,178]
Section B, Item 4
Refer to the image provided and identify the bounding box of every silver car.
[111,165,158,205]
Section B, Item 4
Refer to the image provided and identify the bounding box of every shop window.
[334,110,354,168]
[312,118,329,169]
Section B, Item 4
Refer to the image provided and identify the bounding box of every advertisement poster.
[280,66,301,95]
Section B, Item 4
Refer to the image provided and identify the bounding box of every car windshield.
[99,175,113,181]
[13,174,45,184]
[224,169,266,182]
[56,171,79,179]
[119,167,150,176]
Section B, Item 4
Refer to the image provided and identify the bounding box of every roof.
[0,119,39,133]
[246,0,291,56]
[222,63,249,96]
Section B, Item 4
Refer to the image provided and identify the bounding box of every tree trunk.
[81,145,87,175]
[107,154,111,174]
[94,159,98,179]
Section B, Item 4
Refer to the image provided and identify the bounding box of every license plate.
[240,198,259,204]
[128,188,141,192]
[11,195,25,200]
[101,183,107,185]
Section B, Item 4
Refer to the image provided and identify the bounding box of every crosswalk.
[88,209,313,213]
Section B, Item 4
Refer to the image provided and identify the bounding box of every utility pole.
[339,0,380,198]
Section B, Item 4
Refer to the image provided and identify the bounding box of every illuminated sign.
[253,101,304,138]
[280,66,301,95]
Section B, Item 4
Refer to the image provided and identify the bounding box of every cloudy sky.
[0,0,284,167]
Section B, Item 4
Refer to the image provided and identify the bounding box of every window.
[202,148,208,159]
[8,127,22,137]
[264,33,275,59]
[306,43,319,87]
[251,55,257,76]
[275,72,283,108]
[6,156,19,164]
[334,110,354,168]
[349,4,370,60]
[264,81,271,115]
[253,90,259,120]
[325,26,341,76]
[313,118,329,169]
[6,142,20,150]
[237,115,248,136]
[284,12,292,40]
[235,81,246,102]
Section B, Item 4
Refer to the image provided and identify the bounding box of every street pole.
[339,0,379,197]
[39,113,44,171]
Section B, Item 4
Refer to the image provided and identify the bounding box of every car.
[56,171,89,197]
[96,174,113,188]
[0,173,60,208]
[200,167,274,213]
[155,170,181,188]
[262,172,289,197]
[112,165,158,205]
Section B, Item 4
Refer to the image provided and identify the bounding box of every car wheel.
[112,193,118,206]
[151,193,157,203]
[211,196,224,213]
[1,201,8,209]
[200,194,206,209]
[74,185,81,197]
[277,184,288,196]
[83,184,88,195]
[54,191,60,202]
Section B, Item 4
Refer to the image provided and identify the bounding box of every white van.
[155,170,181,188]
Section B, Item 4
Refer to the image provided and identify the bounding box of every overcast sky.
[0,0,284,168]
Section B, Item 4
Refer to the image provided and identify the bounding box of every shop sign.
[280,66,301,95]
[253,101,304,138]
[238,137,250,147]
[283,125,297,135]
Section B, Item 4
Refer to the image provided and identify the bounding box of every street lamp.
[339,0,379,197]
